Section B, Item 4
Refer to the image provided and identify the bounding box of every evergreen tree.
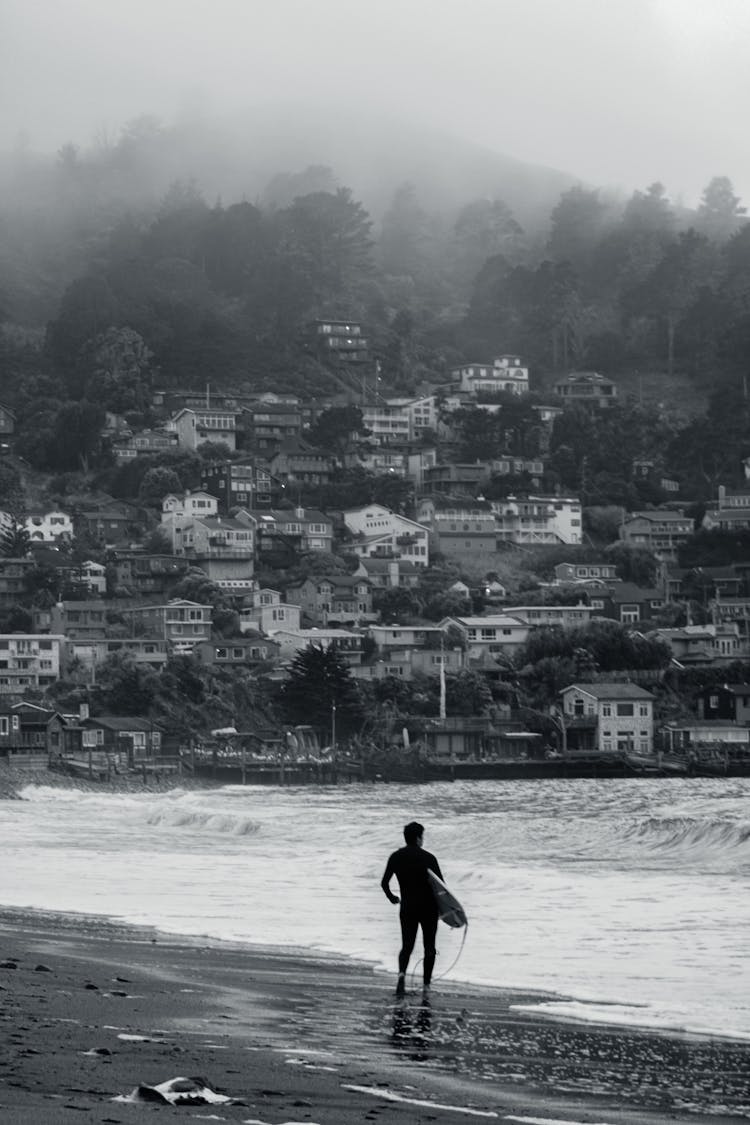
[279,644,363,742]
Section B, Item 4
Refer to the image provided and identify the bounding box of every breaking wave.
[625,814,750,858]
[140,807,262,835]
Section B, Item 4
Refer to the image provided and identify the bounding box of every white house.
[169,407,238,452]
[239,588,301,634]
[451,355,530,396]
[440,614,529,660]
[20,510,74,544]
[0,634,66,693]
[161,491,218,522]
[344,504,430,566]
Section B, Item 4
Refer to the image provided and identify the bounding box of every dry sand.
[1,907,749,1125]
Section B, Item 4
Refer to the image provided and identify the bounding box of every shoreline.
[2,907,749,1123]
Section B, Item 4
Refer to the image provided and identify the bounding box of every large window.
[617,703,634,717]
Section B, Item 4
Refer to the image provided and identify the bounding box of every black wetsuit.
[381,844,443,986]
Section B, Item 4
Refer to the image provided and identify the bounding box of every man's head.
[403,821,424,846]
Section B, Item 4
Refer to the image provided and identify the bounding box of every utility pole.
[331,700,337,755]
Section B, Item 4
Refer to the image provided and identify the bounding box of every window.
[0,717,7,736]
[11,715,19,731]
[602,703,612,717]
[639,704,649,716]
[132,732,146,750]
[616,703,634,717]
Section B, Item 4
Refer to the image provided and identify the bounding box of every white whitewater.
[3,777,749,1040]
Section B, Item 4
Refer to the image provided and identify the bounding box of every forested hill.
[1,111,750,436]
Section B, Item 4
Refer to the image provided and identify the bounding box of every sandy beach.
[1,905,749,1125]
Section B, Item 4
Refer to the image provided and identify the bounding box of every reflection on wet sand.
[391,997,433,1061]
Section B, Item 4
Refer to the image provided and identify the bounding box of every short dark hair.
[403,821,424,844]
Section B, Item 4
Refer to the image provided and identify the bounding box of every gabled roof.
[83,716,163,732]
[563,682,654,700]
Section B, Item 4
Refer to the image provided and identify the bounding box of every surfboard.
[427,870,467,929]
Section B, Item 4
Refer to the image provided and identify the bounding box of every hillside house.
[344,504,430,566]
[311,318,369,364]
[120,600,212,653]
[0,702,60,757]
[200,457,272,512]
[416,495,497,564]
[451,356,530,396]
[239,589,301,634]
[287,575,374,627]
[0,558,34,606]
[619,510,693,560]
[353,557,419,589]
[696,683,750,723]
[271,628,364,666]
[111,428,178,460]
[170,514,254,583]
[114,552,191,596]
[161,491,218,521]
[554,561,619,585]
[249,508,334,555]
[196,634,281,671]
[0,401,16,451]
[78,498,146,545]
[170,407,238,452]
[441,614,529,660]
[0,634,66,694]
[553,371,617,408]
[268,439,336,486]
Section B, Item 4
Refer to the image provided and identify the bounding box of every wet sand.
[1,908,749,1124]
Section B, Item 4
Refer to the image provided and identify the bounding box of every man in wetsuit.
[381,821,443,998]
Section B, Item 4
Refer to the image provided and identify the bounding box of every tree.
[282,187,373,305]
[93,651,159,715]
[0,519,30,558]
[279,644,363,741]
[82,326,156,414]
[696,177,747,242]
[138,466,182,508]
[306,405,368,455]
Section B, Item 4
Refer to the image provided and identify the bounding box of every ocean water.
[2,777,749,1041]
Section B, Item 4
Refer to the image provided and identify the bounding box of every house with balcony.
[311,319,368,364]
[119,599,212,653]
[451,355,530,397]
[170,407,238,452]
[111,428,178,460]
[268,439,336,487]
[505,604,593,629]
[0,634,66,694]
[422,463,491,495]
[271,628,364,666]
[620,509,694,561]
[78,497,147,545]
[702,484,750,532]
[440,614,529,660]
[489,455,546,480]
[493,495,582,546]
[351,446,408,477]
[169,514,254,584]
[344,504,430,566]
[67,716,165,763]
[353,558,419,589]
[0,701,61,758]
[553,371,617,408]
[0,558,35,606]
[648,623,743,665]
[248,508,334,556]
[362,403,411,444]
[37,600,108,639]
[242,402,303,453]
[559,682,654,755]
[114,552,191,596]
[416,495,497,564]
[239,588,301,634]
[67,637,170,676]
[200,457,272,512]
[286,575,374,627]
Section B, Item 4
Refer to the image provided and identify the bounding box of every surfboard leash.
[410,921,468,988]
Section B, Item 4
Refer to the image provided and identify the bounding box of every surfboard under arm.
[427,869,467,929]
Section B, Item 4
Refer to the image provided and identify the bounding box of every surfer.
[381,821,443,997]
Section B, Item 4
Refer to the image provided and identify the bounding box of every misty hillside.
[0,107,576,326]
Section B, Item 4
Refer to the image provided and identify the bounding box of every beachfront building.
[559,682,655,755]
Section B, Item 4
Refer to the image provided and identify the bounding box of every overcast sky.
[2,0,749,206]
